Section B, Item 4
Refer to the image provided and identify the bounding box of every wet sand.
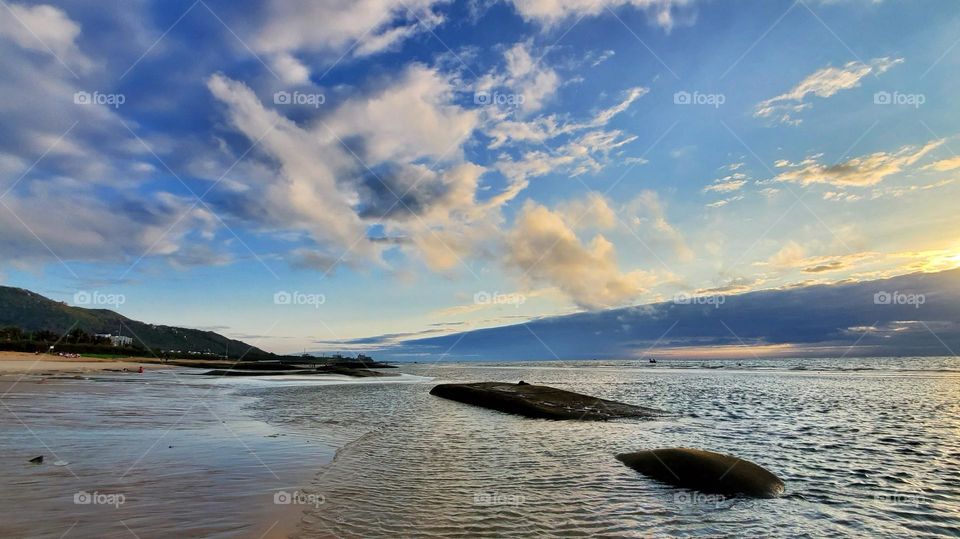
[0,351,165,374]
[0,370,334,538]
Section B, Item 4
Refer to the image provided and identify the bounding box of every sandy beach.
[0,367,334,538]
[0,351,167,375]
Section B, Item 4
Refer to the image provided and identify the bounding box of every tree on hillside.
[0,327,24,341]
[31,330,59,342]
[67,328,92,344]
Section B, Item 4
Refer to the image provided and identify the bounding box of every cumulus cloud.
[0,2,93,72]
[207,66,495,274]
[0,3,148,187]
[754,57,903,124]
[324,64,479,164]
[505,199,656,309]
[0,3,222,271]
[254,0,447,82]
[502,41,560,113]
[922,156,960,172]
[509,0,696,31]
[207,73,377,264]
[623,191,693,261]
[773,139,943,187]
[556,192,617,230]
[0,185,218,268]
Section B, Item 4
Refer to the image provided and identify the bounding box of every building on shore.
[95,334,134,347]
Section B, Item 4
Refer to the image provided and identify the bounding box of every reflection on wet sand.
[0,370,334,538]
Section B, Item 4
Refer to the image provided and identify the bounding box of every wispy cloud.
[773,139,943,187]
[754,57,903,125]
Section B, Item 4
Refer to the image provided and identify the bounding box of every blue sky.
[1,0,959,355]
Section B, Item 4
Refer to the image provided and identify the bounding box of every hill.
[0,286,273,360]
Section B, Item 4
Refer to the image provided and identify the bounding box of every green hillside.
[0,286,273,359]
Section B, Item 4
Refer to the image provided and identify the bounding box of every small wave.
[204,373,434,387]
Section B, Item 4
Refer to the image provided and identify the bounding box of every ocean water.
[241,357,960,538]
[1,359,958,538]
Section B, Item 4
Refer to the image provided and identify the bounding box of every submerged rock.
[429,381,662,420]
[615,447,785,498]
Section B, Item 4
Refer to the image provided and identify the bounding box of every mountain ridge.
[0,286,273,359]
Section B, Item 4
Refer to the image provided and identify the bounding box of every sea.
[1,357,958,538]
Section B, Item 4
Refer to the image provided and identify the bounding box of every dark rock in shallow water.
[29,456,43,464]
[616,448,785,498]
[429,382,662,420]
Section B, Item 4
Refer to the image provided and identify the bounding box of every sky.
[1,0,960,356]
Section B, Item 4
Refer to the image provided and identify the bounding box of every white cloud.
[207,73,377,264]
[509,0,695,31]
[505,199,657,309]
[271,53,310,85]
[556,191,617,230]
[486,85,647,148]
[0,185,219,268]
[705,195,743,208]
[922,156,960,172]
[503,41,560,113]
[208,66,498,275]
[774,139,943,187]
[0,3,92,72]
[754,57,903,124]
[324,64,479,164]
[703,172,748,193]
[624,190,693,261]
[254,0,447,80]
[763,242,879,274]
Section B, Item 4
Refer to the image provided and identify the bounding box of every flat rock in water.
[429,382,662,420]
[616,447,785,498]
[28,456,43,464]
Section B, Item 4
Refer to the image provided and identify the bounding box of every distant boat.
[648,358,657,364]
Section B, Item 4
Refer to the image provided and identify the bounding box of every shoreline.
[0,351,169,375]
